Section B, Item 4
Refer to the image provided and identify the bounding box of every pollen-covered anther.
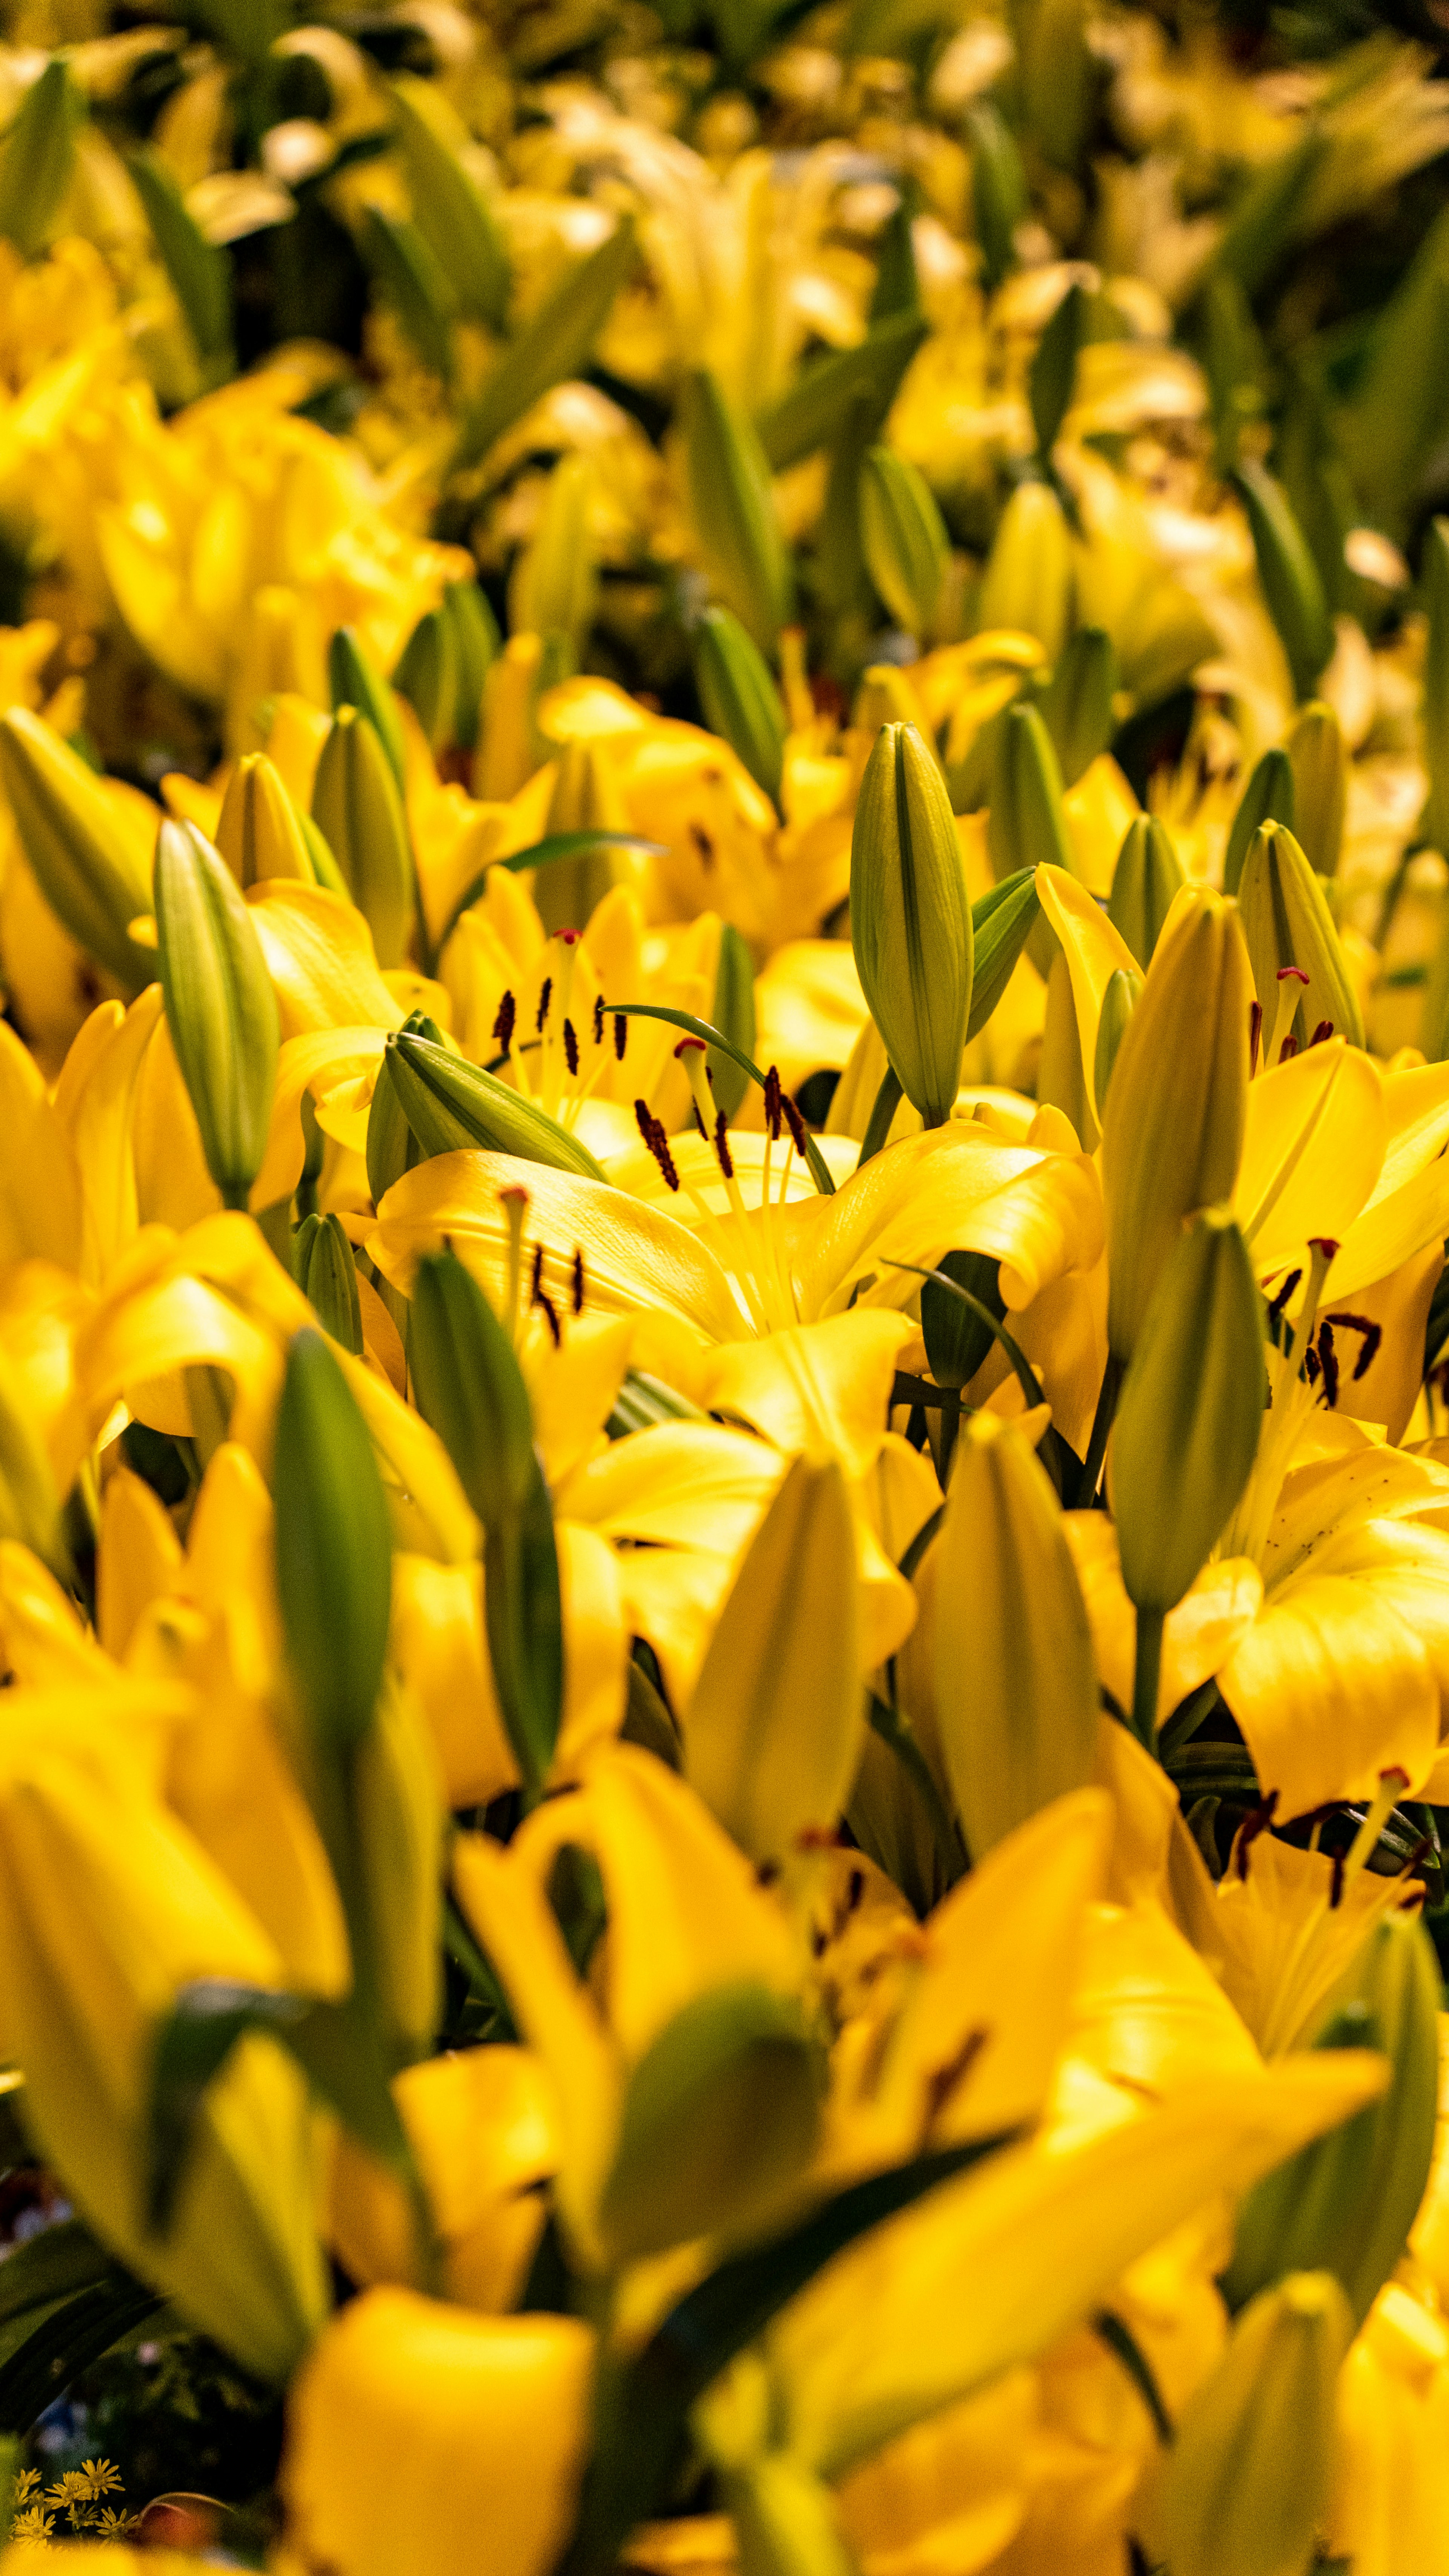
[614,1013,628,1062]
[1309,1019,1334,1046]
[492,990,517,1052]
[713,1107,734,1181]
[1316,1318,1339,1407]
[572,1249,585,1315]
[1278,1033,1298,1062]
[763,1064,783,1142]
[529,1241,561,1346]
[1233,1789,1279,1882]
[634,1097,680,1191]
[563,1018,580,1077]
[1323,1311,1383,1381]
[592,993,604,1045]
[782,1093,809,1156]
[1248,998,1263,1076]
[536,975,552,1034]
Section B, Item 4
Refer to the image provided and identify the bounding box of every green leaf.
[0,2276,166,2435]
[709,922,757,1120]
[608,1004,837,1196]
[452,220,639,473]
[360,206,457,384]
[966,869,1040,1039]
[389,73,509,330]
[755,312,929,472]
[127,149,232,365]
[0,62,80,262]
[1030,283,1084,459]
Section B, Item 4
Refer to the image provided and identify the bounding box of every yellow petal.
[1219,1575,1440,1815]
[797,1126,1103,1321]
[1034,864,1139,1129]
[1234,1039,1385,1277]
[247,883,403,1037]
[697,1312,915,1479]
[0,1019,80,1268]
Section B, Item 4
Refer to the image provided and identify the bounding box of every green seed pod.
[1092,965,1140,1106]
[695,605,788,809]
[851,721,973,1126]
[680,368,795,653]
[1286,698,1348,880]
[1137,2274,1350,2576]
[1238,821,1363,1049]
[921,1248,1005,1390]
[327,628,407,794]
[443,580,499,753]
[1232,459,1335,703]
[301,1212,364,1357]
[312,706,415,970]
[1224,1911,1440,2328]
[977,480,1073,660]
[215,753,315,888]
[392,607,458,753]
[1038,626,1117,788]
[385,1029,607,1177]
[1107,815,1184,968]
[1112,1210,1266,1615]
[0,61,80,261]
[154,818,281,1211]
[0,708,155,996]
[1223,745,1295,898]
[859,444,949,639]
[709,921,756,1121]
[274,1327,392,1758]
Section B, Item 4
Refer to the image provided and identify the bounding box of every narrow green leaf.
[360,205,457,383]
[755,312,929,472]
[389,73,509,330]
[127,149,232,364]
[452,220,638,473]
[966,869,1040,1041]
[0,62,80,262]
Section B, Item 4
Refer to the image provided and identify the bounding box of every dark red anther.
[1304,1343,1321,1386]
[534,1284,561,1346]
[763,1065,783,1142]
[1324,1312,1383,1382]
[492,990,517,1052]
[563,1018,580,1077]
[593,993,604,1045]
[1234,1789,1279,1882]
[1278,1033,1298,1062]
[1266,1268,1301,1327]
[614,1013,628,1062]
[634,1098,679,1190]
[713,1108,734,1181]
[1309,1019,1334,1046]
[572,1248,585,1315]
[1329,1848,1346,1909]
[1248,998,1262,1077]
[530,1242,544,1299]
[1317,1319,1340,1409]
[783,1093,809,1157]
[536,976,552,1033]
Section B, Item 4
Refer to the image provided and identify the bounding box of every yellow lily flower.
[1326,2280,1449,2576]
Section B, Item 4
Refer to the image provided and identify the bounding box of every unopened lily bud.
[987,701,1077,887]
[685,1454,862,1867]
[539,741,629,938]
[921,1248,1006,1390]
[0,707,155,995]
[1286,699,1348,879]
[312,706,416,970]
[392,607,458,753]
[385,1029,606,1177]
[1232,459,1335,702]
[681,369,795,653]
[851,720,973,1126]
[1225,1911,1438,2327]
[328,627,407,793]
[1224,745,1295,897]
[1039,625,1117,787]
[1092,965,1140,1106]
[1419,518,1449,853]
[365,1044,420,1208]
[1238,821,1363,1049]
[442,580,498,754]
[153,817,280,1211]
[709,919,756,1121]
[1108,815,1184,968]
[1138,2274,1350,2576]
[215,753,315,888]
[694,604,788,809]
[0,59,79,259]
[977,481,1073,661]
[300,1212,364,1357]
[966,101,1027,292]
[1112,1210,1266,1614]
[1101,887,1251,1361]
[510,452,598,656]
[274,1328,393,1759]
[860,444,949,639]
[933,1413,1098,1857]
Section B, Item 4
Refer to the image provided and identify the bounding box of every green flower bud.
[1286,699,1348,880]
[1232,459,1335,704]
[966,101,1027,292]
[537,740,631,937]
[1238,821,1363,1049]
[1101,888,1251,1362]
[442,580,498,753]
[1038,625,1117,787]
[510,452,599,656]
[392,607,458,753]
[407,1250,561,1797]
[300,1212,364,1357]
[1419,518,1449,854]
[1092,964,1140,1106]
[215,752,315,888]
[1137,2274,1350,2576]
[1107,814,1185,968]
[328,629,407,793]
[154,817,281,1211]
[1224,1911,1439,2327]
[365,1045,420,1209]
[933,1414,1098,1858]
[384,1029,606,1177]
[921,1248,1005,1391]
[312,706,415,971]
[1112,1210,1266,1615]
[1223,744,1295,898]
[0,60,80,260]
[977,481,1073,661]
[851,720,973,1126]
[709,920,756,1121]
[274,1327,392,1759]
[987,701,1077,887]
[695,605,788,809]
[859,444,949,639]
[0,707,155,996]
[681,369,795,653]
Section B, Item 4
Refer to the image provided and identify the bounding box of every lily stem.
[1131,1605,1164,1754]
[1076,1351,1123,1507]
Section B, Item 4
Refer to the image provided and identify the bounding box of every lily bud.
[1287,699,1348,879]
[392,607,458,754]
[1224,1911,1439,2327]
[1238,821,1363,1049]
[1107,815,1184,968]
[509,452,598,656]
[312,706,415,971]
[1223,745,1295,898]
[932,1414,1098,1858]
[365,1045,419,1207]
[299,1212,364,1358]
[1092,964,1140,1106]
[383,1029,606,1177]
[539,741,629,938]
[274,1328,393,1760]
[976,481,1073,661]
[851,720,973,1126]
[987,701,1077,887]
[685,1454,862,1867]
[1137,2273,1350,2576]
[921,1248,1006,1390]
[1101,887,1251,1361]
[681,369,794,653]
[694,604,788,809]
[328,628,407,795]
[859,444,949,639]
[0,707,155,995]
[1232,459,1335,702]
[215,753,315,888]
[709,919,756,1121]
[154,817,280,1211]
[1112,1210,1266,1614]
[1038,625,1117,787]
[442,580,498,753]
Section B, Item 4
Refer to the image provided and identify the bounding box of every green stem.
[868,1691,965,1890]
[1131,1605,1165,1754]
[1076,1351,1122,1506]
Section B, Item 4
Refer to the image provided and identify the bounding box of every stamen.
[1317,1319,1339,1408]
[763,1066,783,1142]
[1266,1268,1302,1329]
[1310,1019,1334,1046]
[572,1248,585,1315]
[563,1018,580,1077]
[530,1242,544,1302]
[1329,1849,1346,1909]
[614,1013,628,1062]
[1249,998,1262,1077]
[536,976,552,1034]
[1278,1033,1298,1062]
[713,1108,734,1180]
[493,990,517,1053]
[1234,1789,1279,1881]
[1267,963,1310,1072]
[534,1284,561,1346]
[1304,1343,1320,1385]
[634,1098,680,1190]
[593,993,604,1045]
[783,1093,809,1157]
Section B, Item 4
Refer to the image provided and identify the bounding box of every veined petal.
[798,1126,1103,1320]
[696,1312,915,1480]
[247,883,403,1037]
[1065,1899,1265,2100]
[1035,863,1139,1129]
[1219,1575,1440,1815]
[1064,1515,1263,1732]
[1234,1040,1385,1277]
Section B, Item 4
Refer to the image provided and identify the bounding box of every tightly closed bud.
[312,706,415,970]
[695,604,788,808]
[388,72,509,329]
[859,444,949,639]
[977,481,1073,661]
[1224,1911,1439,2327]
[1108,815,1185,968]
[1238,821,1363,1049]
[539,740,630,937]
[966,102,1027,291]
[392,607,458,753]
[851,721,973,1126]
[1232,459,1335,702]
[154,817,280,1210]
[1112,1210,1266,1614]
[987,701,1077,887]
[443,580,499,754]
[298,1212,364,1357]
[1419,518,1449,853]
[921,1248,1005,1390]
[1138,2274,1351,2576]
[274,1328,393,1758]
[1101,888,1251,1361]
[1038,625,1117,787]
[365,1044,420,1207]
[685,1454,862,1866]
[0,708,155,995]
[510,452,598,655]
[709,919,757,1120]
[932,1414,1098,1857]
[1286,699,1348,879]
[681,370,795,653]
[408,1252,561,1796]
[327,628,407,794]
[0,60,79,259]
[215,753,315,888]
[384,1029,606,1178]
[1223,744,1295,897]
[1092,964,1140,1105]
